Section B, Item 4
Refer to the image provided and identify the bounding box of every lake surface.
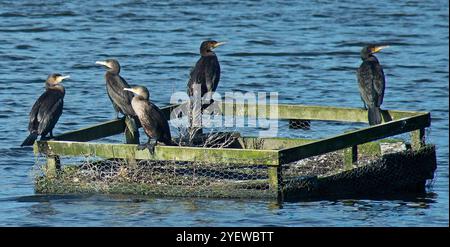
[0,0,448,226]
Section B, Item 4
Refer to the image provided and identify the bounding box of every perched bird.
[187,40,225,129]
[95,59,135,118]
[21,74,70,146]
[124,86,174,152]
[357,45,389,125]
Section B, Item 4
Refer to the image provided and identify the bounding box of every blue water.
[0,0,448,226]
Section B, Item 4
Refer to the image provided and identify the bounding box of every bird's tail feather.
[368,107,382,126]
[21,133,38,147]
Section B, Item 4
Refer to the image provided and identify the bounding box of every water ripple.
[0,0,447,227]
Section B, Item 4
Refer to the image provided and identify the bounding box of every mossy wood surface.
[35,141,280,166]
[32,103,432,200]
[35,103,430,166]
[35,145,436,199]
[279,112,430,164]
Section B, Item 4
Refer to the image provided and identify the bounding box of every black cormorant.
[357,45,389,125]
[124,86,173,152]
[21,73,70,146]
[187,40,225,128]
[96,59,135,118]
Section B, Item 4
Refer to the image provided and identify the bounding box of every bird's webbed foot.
[137,144,147,151]
[138,140,157,154]
[137,144,145,150]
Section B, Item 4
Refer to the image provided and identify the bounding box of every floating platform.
[33,102,436,201]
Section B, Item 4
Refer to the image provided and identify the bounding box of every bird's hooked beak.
[212,42,226,49]
[371,45,389,54]
[56,75,70,83]
[95,60,111,68]
[123,87,135,94]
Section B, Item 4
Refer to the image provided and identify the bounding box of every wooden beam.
[34,137,408,168]
[226,136,402,152]
[215,102,424,123]
[279,113,431,164]
[34,141,280,166]
[163,102,423,122]
[52,118,125,142]
[51,105,176,142]
[50,103,427,143]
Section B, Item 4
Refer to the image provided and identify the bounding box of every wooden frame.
[33,103,431,193]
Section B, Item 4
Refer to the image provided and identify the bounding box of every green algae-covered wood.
[33,104,431,167]
[32,102,432,198]
[213,102,427,123]
[51,104,177,143]
[173,101,426,123]
[34,137,408,167]
[411,128,426,150]
[278,112,430,164]
[54,103,427,143]
[34,145,436,199]
[52,119,126,142]
[34,141,280,166]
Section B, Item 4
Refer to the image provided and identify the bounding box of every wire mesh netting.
[282,143,436,200]
[34,155,278,199]
[33,114,436,200]
[289,119,311,130]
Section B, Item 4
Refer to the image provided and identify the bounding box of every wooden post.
[124,116,139,168]
[344,145,358,169]
[411,128,425,150]
[279,112,430,164]
[268,166,283,200]
[124,116,139,144]
[352,145,358,163]
[46,155,60,178]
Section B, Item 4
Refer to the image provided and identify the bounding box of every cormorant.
[124,86,174,152]
[21,73,70,146]
[95,59,136,118]
[187,40,225,129]
[357,45,389,125]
